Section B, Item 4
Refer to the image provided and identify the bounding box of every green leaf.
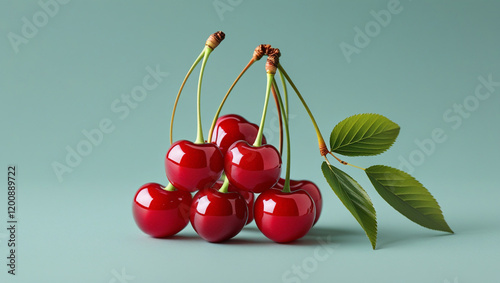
[365,165,453,233]
[321,162,377,249]
[330,113,400,156]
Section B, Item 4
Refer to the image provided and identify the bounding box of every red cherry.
[190,187,248,242]
[132,183,192,237]
[165,140,224,192]
[210,114,267,157]
[254,189,315,243]
[212,180,255,225]
[275,178,323,225]
[224,141,282,193]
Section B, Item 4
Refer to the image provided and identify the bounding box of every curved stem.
[218,175,231,193]
[254,73,274,147]
[170,49,206,144]
[328,152,366,170]
[195,47,213,144]
[278,64,328,156]
[272,79,291,193]
[164,182,176,191]
[271,84,283,155]
[207,58,256,143]
[278,69,289,119]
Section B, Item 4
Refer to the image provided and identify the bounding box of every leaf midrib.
[367,171,445,226]
[333,125,398,151]
[324,164,377,247]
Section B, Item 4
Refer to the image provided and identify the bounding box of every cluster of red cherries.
[132,32,322,243]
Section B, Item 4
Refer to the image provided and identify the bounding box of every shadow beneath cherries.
[216,238,276,246]
[241,226,260,233]
[218,237,320,246]
[150,234,201,241]
[224,225,356,247]
[142,224,381,247]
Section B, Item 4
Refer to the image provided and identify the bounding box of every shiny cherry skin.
[212,180,255,225]
[254,189,315,243]
[224,141,282,193]
[210,114,266,157]
[275,178,322,225]
[190,187,248,242]
[165,140,224,192]
[133,183,192,237]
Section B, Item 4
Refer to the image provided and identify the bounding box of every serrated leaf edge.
[330,113,400,156]
[365,165,453,233]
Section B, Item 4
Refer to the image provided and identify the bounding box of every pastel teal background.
[1,0,499,282]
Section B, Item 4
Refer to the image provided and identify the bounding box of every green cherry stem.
[254,72,274,147]
[327,151,366,170]
[170,49,205,145]
[277,64,328,156]
[170,31,225,144]
[164,182,176,192]
[194,47,213,144]
[206,44,274,143]
[278,69,289,119]
[272,79,291,193]
[278,64,363,169]
[275,68,288,155]
[207,58,256,143]
[270,84,283,155]
[218,175,231,193]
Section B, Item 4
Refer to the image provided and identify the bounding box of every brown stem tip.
[265,54,279,74]
[319,145,329,156]
[267,47,281,58]
[206,31,225,49]
[253,44,271,61]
